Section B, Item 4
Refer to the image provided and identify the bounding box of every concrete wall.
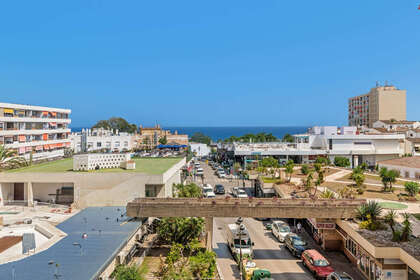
[378,163,420,179]
[0,183,14,205]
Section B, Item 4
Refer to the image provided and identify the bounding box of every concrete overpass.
[127,198,365,250]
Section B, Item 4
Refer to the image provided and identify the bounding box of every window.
[97,142,102,148]
[345,238,358,257]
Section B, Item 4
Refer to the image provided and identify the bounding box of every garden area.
[112,183,217,280]
[352,201,420,259]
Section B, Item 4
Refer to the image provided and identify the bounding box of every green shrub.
[392,230,402,242]
[404,182,420,197]
[315,157,330,165]
[334,157,350,167]
[301,164,310,175]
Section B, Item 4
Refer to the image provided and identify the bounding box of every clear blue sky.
[1,1,419,127]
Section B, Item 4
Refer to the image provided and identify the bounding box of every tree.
[404,182,420,197]
[400,213,412,242]
[157,217,204,245]
[282,133,294,143]
[315,156,330,165]
[113,265,144,280]
[189,250,217,279]
[0,145,27,171]
[334,157,350,167]
[301,164,310,175]
[92,117,137,133]
[302,171,314,192]
[224,133,278,143]
[384,210,397,237]
[379,167,399,192]
[313,163,325,196]
[285,160,294,182]
[174,183,202,198]
[190,132,211,145]
[159,136,168,145]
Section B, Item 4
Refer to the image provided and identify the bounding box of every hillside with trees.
[92,117,137,134]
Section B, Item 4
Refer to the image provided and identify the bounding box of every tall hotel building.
[348,84,406,127]
[0,103,71,161]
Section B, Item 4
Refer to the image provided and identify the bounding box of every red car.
[301,249,334,279]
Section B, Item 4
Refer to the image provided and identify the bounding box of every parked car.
[232,187,248,198]
[214,184,225,194]
[327,272,353,280]
[196,168,204,176]
[202,185,213,196]
[301,249,334,279]
[205,191,216,198]
[217,171,226,178]
[284,233,308,257]
[271,221,291,242]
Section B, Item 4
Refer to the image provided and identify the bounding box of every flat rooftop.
[379,156,420,169]
[6,157,183,174]
[0,207,142,280]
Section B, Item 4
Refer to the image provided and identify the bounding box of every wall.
[378,163,420,180]
[0,183,14,205]
[32,183,73,203]
[378,89,407,122]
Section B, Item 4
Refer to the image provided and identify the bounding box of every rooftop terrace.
[5,157,183,175]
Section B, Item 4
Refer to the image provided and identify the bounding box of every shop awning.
[157,144,188,149]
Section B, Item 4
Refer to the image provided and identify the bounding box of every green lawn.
[377,202,408,210]
[5,157,183,175]
[262,177,283,184]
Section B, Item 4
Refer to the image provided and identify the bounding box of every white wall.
[0,183,14,205]
[190,143,210,157]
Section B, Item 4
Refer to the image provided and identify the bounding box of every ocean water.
[71,126,308,141]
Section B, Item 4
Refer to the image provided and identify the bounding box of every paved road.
[193,161,364,280]
[194,162,311,280]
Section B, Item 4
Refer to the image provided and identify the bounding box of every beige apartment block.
[349,85,406,127]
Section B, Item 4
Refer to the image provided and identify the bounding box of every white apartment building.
[0,103,71,161]
[70,128,136,153]
[232,126,404,168]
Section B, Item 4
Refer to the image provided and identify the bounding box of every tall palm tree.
[0,145,27,171]
[384,210,397,236]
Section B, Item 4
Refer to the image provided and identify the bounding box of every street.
[193,160,363,280]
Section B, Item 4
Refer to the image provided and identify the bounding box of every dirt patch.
[0,236,22,253]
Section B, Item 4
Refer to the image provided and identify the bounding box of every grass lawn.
[5,157,183,174]
[262,177,283,184]
[377,202,408,210]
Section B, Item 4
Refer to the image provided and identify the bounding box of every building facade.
[231,126,404,168]
[73,153,132,171]
[349,85,406,127]
[136,124,188,149]
[0,103,71,161]
[70,128,136,153]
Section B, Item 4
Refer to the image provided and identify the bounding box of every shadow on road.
[269,272,313,280]
[214,242,234,259]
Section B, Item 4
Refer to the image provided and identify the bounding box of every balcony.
[0,116,71,124]
[0,128,71,136]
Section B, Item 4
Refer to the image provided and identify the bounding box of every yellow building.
[136,124,188,149]
[349,84,406,127]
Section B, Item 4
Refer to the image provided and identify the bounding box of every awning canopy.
[157,144,188,149]
[4,108,14,114]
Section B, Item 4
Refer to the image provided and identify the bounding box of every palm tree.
[384,210,397,236]
[356,201,383,221]
[302,171,314,192]
[379,167,399,192]
[312,163,325,196]
[0,145,27,171]
[285,160,294,182]
[400,213,412,242]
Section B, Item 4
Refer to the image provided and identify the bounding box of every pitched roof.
[379,120,417,125]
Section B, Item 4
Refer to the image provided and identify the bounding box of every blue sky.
[1,1,419,127]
